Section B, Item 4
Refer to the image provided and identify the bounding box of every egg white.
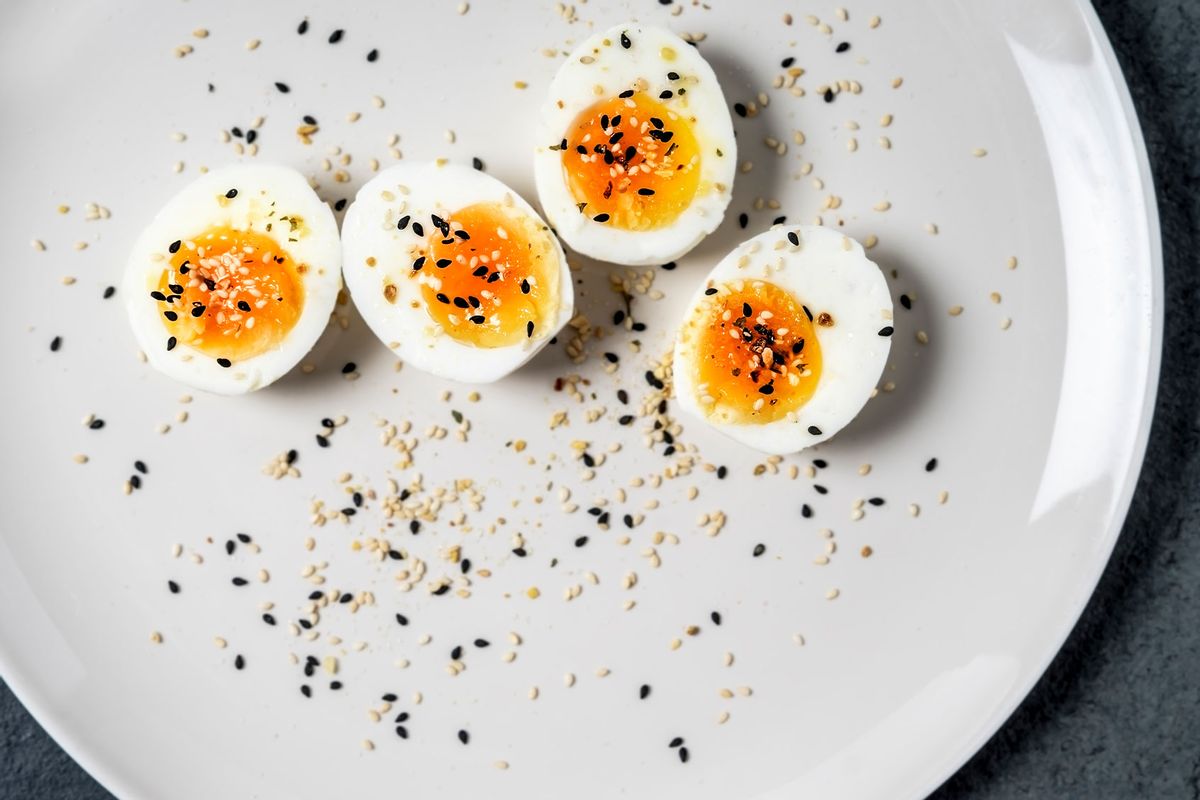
[533,23,737,267]
[124,164,341,395]
[341,162,574,383]
[674,226,894,454]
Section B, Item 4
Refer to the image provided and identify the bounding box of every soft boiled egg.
[674,226,894,454]
[341,162,574,383]
[534,23,737,266]
[124,164,341,394]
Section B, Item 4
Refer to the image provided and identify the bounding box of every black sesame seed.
[190,305,206,318]
[472,156,484,171]
[225,539,236,555]
[353,491,363,507]
[395,613,409,626]
[88,418,105,430]
[129,474,141,489]
[237,300,251,312]
[738,212,748,229]
[395,725,408,738]
[782,56,795,67]
[669,737,684,748]
[410,520,421,534]
[275,82,290,93]
[381,693,398,702]
[659,90,673,99]
[575,536,589,547]
[297,18,309,34]
[679,747,690,763]
[451,645,463,660]
[231,577,248,587]
[432,584,450,596]
[836,41,850,53]
[334,198,347,211]
[330,681,342,690]
[231,127,244,139]
[619,89,634,98]
[801,504,813,518]
[640,684,651,699]
[316,433,329,448]
[753,543,766,557]
[263,613,276,625]
[926,458,938,472]
[868,497,885,507]
[733,102,747,117]
[620,31,632,49]
[49,335,62,352]
[787,231,800,246]
[704,287,718,296]
[824,88,835,103]
[217,357,232,368]
[235,654,245,670]
[341,361,356,374]
[878,326,894,337]
[814,484,828,495]
[301,685,312,698]
[593,213,611,223]
[473,638,490,648]
[711,611,722,625]
[637,187,656,196]
[168,580,180,594]
[512,547,527,557]
[225,188,238,199]
[808,426,822,435]
[618,415,634,426]
[623,514,634,528]
[168,240,181,254]
[527,321,535,338]
[103,286,116,299]
[367,48,378,62]
[632,321,646,331]
[328,29,344,43]
[900,293,912,310]
[716,466,727,479]
[813,459,828,468]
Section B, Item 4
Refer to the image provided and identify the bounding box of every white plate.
[0,1,1159,798]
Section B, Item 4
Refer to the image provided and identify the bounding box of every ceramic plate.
[0,1,1159,798]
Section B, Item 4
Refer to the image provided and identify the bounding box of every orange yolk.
[152,226,305,364]
[690,280,823,424]
[561,91,701,231]
[409,202,559,348]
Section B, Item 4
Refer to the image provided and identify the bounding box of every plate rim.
[0,1,1165,798]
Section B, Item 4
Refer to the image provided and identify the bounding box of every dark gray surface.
[3,1,1198,798]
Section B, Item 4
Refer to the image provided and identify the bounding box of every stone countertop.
[2,1,1197,797]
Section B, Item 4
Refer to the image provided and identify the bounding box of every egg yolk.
[560,91,701,231]
[151,226,305,364]
[689,280,824,424]
[409,202,560,347]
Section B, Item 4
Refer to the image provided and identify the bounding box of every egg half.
[534,23,737,266]
[341,162,574,383]
[674,226,894,454]
[124,164,341,394]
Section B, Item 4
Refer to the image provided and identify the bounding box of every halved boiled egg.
[674,226,894,454]
[341,162,574,383]
[124,164,341,394]
[534,23,737,266]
